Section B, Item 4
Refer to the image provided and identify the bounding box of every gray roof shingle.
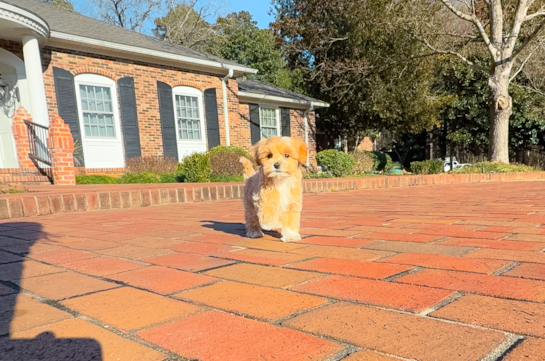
[238,79,328,106]
[5,0,251,70]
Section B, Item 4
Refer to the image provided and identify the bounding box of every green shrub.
[209,175,244,183]
[208,145,250,158]
[179,152,212,183]
[76,175,119,185]
[159,172,184,183]
[451,162,540,174]
[411,160,444,174]
[371,151,394,172]
[316,149,356,177]
[125,156,178,174]
[351,151,375,174]
[119,172,161,184]
[303,171,334,179]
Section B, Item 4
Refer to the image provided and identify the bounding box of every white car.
[443,157,471,172]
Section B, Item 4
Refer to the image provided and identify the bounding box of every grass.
[1,186,27,194]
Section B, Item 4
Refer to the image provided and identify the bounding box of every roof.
[238,79,329,108]
[4,0,256,74]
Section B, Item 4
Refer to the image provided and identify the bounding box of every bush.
[119,172,161,184]
[351,151,375,174]
[125,156,178,174]
[303,171,333,179]
[209,175,244,183]
[316,149,356,177]
[179,152,212,183]
[208,145,250,158]
[76,175,119,185]
[451,162,540,174]
[411,160,444,174]
[209,148,247,177]
[371,151,394,172]
[159,172,184,183]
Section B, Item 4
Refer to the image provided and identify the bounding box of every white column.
[22,35,49,126]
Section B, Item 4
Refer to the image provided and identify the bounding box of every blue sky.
[229,0,275,28]
[72,0,275,33]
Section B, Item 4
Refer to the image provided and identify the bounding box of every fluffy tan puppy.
[239,136,307,242]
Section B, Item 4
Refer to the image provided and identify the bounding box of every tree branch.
[506,0,531,51]
[525,9,545,21]
[413,33,489,72]
[511,19,545,59]
[438,0,498,57]
[510,45,538,81]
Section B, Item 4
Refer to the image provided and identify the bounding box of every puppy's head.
[252,136,307,178]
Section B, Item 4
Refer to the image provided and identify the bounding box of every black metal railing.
[24,120,53,184]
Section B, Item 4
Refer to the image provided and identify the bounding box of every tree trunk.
[488,65,513,164]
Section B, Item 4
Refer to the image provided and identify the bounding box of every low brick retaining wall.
[1,172,544,220]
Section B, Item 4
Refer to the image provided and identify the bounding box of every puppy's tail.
[239,157,255,179]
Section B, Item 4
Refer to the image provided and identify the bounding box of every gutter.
[303,102,315,167]
[222,69,234,146]
[238,91,329,108]
[49,31,258,75]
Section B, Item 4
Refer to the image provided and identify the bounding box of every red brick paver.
[3,181,545,360]
[285,302,506,361]
[138,311,343,361]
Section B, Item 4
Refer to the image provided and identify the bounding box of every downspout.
[222,69,234,146]
[303,102,314,167]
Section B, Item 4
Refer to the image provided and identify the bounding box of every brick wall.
[0,40,315,169]
[357,137,374,152]
[40,47,243,158]
[238,103,317,165]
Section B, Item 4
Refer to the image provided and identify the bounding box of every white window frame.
[172,86,206,143]
[259,105,280,139]
[74,74,122,141]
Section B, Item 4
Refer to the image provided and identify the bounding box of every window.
[79,84,116,138]
[260,107,279,139]
[175,94,201,140]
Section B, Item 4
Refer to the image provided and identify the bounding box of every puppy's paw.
[281,229,302,242]
[246,229,264,238]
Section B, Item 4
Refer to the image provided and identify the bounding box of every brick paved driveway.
[1,181,545,361]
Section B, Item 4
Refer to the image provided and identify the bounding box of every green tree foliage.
[273,0,441,144]
[215,11,300,90]
[433,56,545,158]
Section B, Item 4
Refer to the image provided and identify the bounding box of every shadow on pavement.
[0,221,102,361]
[200,220,282,239]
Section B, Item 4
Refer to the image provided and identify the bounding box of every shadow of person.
[0,222,102,361]
[200,220,282,239]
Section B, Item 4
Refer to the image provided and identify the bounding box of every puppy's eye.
[267,154,273,159]
[284,154,290,158]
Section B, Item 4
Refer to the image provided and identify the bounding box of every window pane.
[79,84,116,138]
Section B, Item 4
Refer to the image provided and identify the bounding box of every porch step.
[0,172,51,185]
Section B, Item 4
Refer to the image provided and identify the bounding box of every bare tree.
[153,1,222,52]
[92,0,161,32]
[413,0,545,163]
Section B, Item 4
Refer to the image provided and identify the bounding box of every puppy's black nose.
[274,163,281,169]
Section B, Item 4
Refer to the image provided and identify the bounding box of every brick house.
[0,0,327,184]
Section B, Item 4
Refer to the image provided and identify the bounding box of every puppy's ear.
[251,142,261,166]
[295,139,308,164]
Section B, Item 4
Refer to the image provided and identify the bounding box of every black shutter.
[157,81,178,160]
[204,88,220,149]
[53,67,84,166]
[249,104,261,145]
[281,108,291,137]
[118,77,141,159]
